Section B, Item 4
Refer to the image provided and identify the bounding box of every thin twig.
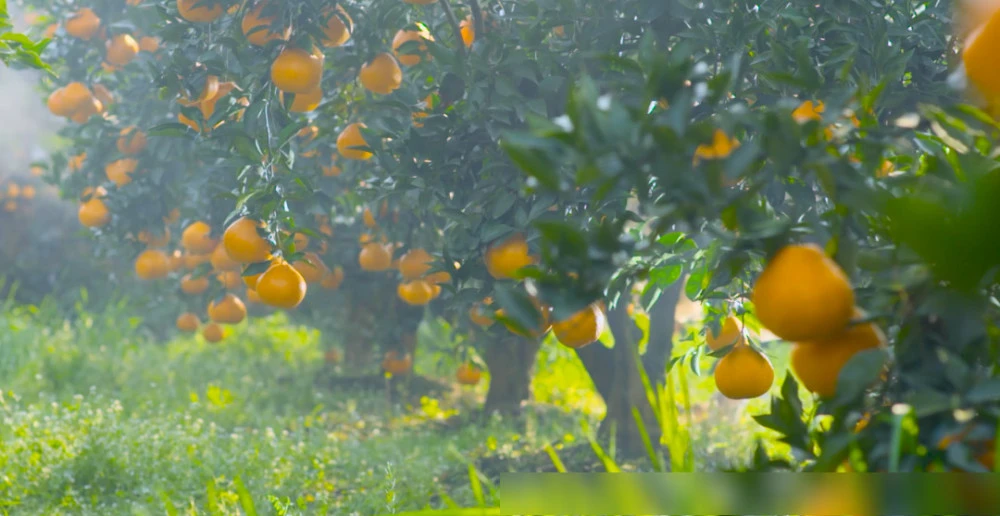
[469,0,485,39]
[439,0,467,59]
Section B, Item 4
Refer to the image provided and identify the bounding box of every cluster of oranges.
[128,214,346,344]
[705,243,886,401]
[0,180,38,213]
[466,233,609,350]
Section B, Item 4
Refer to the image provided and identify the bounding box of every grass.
[0,291,786,514]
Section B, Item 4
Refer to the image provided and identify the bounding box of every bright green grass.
[0,293,780,514]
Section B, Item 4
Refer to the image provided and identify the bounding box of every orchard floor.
[0,297,793,515]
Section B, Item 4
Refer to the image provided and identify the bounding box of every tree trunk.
[577,279,684,459]
[482,334,541,416]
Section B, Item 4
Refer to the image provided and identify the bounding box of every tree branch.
[439,0,467,59]
[469,0,485,39]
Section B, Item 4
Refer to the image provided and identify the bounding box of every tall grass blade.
[581,419,621,472]
[205,479,221,516]
[159,492,178,516]
[543,442,568,472]
[468,463,486,507]
[233,476,258,516]
[632,406,663,472]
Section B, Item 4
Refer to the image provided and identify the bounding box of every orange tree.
[504,0,1000,471]
[27,0,691,431]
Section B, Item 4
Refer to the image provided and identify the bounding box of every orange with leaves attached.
[222,217,271,263]
[271,48,323,94]
[241,1,289,46]
[552,302,606,349]
[321,5,352,47]
[177,0,223,23]
[791,308,886,398]
[392,27,434,66]
[117,126,147,154]
[256,261,307,309]
[397,280,435,306]
[752,244,854,342]
[337,122,372,160]
[382,351,413,375]
[485,233,535,279]
[713,343,774,399]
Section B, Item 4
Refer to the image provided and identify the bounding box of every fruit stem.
[439,0,467,59]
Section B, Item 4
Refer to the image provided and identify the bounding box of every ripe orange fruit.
[138,228,171,248]
[177,0,223,23]
[180,273,209,294]
[182,221,217,253]
[208,293,247,324]
[241,1,288,46]
[210,243,241,271]
[791,308,886,398]
[292,252,328,283]
[217,270,242,290]
[65,8,100,40]
[337,122,372,160]
[222,217,271,263]
[456,363,482,385]
[116,126,147,154]
[256,261,307,309]
[138,36,159,52]
[78,196,110,227]
[105,158,137,187]
[105,33,139,66]
[271,47,323,94]
[397,280,435,305]
[705,315,742,351]
[245,288,262,304]
[392,27,434,66]
[552,302,606,348]
[202,322,224,343]
[485,233,534,279]
[398,248,432,280]
[20,186,35,200]
[135,249,170,280]
[62,82,93,113]
[426,271,451,285]
[280,87,322,113]
[460,16,475,47]
[359,242,392,271]
[359,53,402,95]
[382,351,413,375]
[183,252,211,270]
[713,343,774,399]
[752,244,854,342]
[320,266,345,289]
[176,312,200,332]
[69,97,103,124]
[964,9,1000,99]
[321,5,352,47]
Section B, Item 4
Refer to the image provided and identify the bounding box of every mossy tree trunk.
[576,279,684,459]
[482,334,542,416]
